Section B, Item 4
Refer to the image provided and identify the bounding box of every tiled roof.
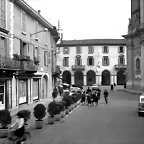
[57,39,126,47]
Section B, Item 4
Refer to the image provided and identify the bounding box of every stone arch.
[86,70,96,86]
[74,71,84,86]
[62,70,71,85]
[117,70,126,85]
[101,70,111,85]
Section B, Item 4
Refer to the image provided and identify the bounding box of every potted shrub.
[54,102,61,121]
[0,110,11,138]
[58,101,66,118]
[47,101,57,124]
[62,97,71,114]
[33,104,46,129]
[18,110,31,129]
[67,97,73,111]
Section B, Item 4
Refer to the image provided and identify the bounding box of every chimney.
[38,10,41,14]
[61,33,63,41]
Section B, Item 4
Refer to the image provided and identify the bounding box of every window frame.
[21,10,26,34]
[63,57,69,67]
[0,0,6,29]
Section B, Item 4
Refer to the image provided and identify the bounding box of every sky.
[26,0,131,40]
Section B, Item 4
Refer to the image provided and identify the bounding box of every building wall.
[9,1,55,109]
[57,45,127,86]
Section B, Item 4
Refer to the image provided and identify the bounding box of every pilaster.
[111,76,114,85]
[84,75,86,86]
[71,75,74,85]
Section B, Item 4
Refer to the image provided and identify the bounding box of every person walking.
[86,87,91,94]
[81,91,86,105]
[103,89,109,104]
[87,93,92,108]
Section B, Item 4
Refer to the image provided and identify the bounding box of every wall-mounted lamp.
[30,28,48,37]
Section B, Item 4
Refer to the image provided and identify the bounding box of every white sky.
[27,0,131,40]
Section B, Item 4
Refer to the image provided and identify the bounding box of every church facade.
[122,0,144,90]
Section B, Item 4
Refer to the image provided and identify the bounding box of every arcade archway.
[74,71,84,86]
[117,70,126,85]
[102,70,111,85]
[86,70,96,86]
[62,71,71,85]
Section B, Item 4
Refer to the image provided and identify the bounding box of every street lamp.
[30,28,48,37]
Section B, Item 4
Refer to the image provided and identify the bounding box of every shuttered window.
[76,46,81,54]
[63,57,69,67]
[102,56,109,66]
[88,46,94,54]
[118,46,124,53]
[87,56,94,66]
[44,51,48,66]
[21,11,26,32]
[0,0,6,29]
[102,46,109,53]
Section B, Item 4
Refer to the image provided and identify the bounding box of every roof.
[57,39,126,47]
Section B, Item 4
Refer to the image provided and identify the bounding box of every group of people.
[81,87,109,107]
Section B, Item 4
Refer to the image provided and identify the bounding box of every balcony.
[72,65,85,71]
[115,65,127,70]
[20,61,38,72]
[0,56,20,70]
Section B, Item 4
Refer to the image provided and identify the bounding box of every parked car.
[138,94,144,116]
[92,84,99,90]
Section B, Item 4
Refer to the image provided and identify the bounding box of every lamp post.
[30,28,48,37]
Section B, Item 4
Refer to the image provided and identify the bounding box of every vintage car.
[92,84,99,90]
[138,94,144,116]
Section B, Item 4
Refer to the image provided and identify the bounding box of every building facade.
[122,0,144,90]
[0,0,59,110]
[57,39,127,86]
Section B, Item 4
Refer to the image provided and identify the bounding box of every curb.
[117,89,142,95]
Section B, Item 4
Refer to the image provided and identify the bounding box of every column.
[140,0,144,28]
[114,75,117,85]
[30,79,33,103]
[71,75,74,85]
[84,75,86,86]
[126,41,134,88]
[96,75,99,85]
[12,76,17,109]
[111,75,113,85]
[140,38,144,89]
[99,75,101,85]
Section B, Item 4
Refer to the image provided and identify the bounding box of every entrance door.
[42,76,47,99]
[117,70,125,85]
[33,79,39,100]
[74,71,83,86]
[102,70,110,85]
[18,80,27,104]
[62,71,71,85]
[0,81,5,110]
[87,70,96,86]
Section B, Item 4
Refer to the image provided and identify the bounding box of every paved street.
[28,89,144,144]
[1,88,144,144]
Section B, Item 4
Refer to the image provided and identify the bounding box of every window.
[48,51,51,64]
[0,81,4,105]
[87,56,94,66]
[102,56,109,66]
[76,46,81,54]
[76,57,81,66]
[119,57,124,64]
[33,79,39,100]
[33,46,40,63]
[44,51,48,66]
[63,47,69,54]
[88,46,94,54]
[119,46,124,53]
[103,46,108,53]
[34,21,38,38]
[0,0,6,29]
[136,58,140,71]
[63,57,69,67]
[21,11,26,33]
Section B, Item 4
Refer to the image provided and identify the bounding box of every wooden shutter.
[80,46,82,54]
[123,47,125,53]
[88,46,90,54]
[107,46,109,53]
[118,46,120,53]
[33,46,35,59]
[80,58,82,65]
[107,57,110,66]
[4,38,9,57]
[123,57,125,65]
[92,57,94,66]
[87,57,89,66]
[102,46,104,53]
[92,46,94,53]
[67,58,69,67]
[63,58,65,66]
[102,57,104,66]
[44,51,46,66]
[37,47,40,61]
[68,47,70,54]
[63,47,65,54]
[118,57,120,65]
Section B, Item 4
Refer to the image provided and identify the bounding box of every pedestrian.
[103,89,109,104]
[81,91,86,105]
[86,87,91,94]
[97,88,101,100]
[87,93,92,108]
[92,90,98,106]
[52,87,58,100]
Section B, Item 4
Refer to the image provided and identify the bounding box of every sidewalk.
[10,95,62,117]
[117,88,143,95]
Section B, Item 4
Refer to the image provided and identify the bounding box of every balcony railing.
[0,56,20,70]
[72,65,85,70]
[21,61,38,72]
[115,64,127,70]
